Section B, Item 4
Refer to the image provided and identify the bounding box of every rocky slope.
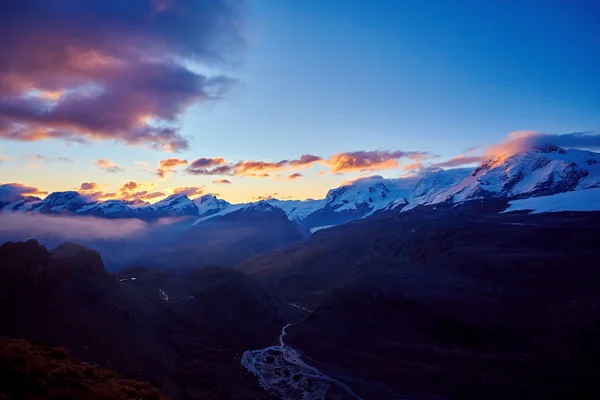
[236,201,600,399]
[0,240,296,400]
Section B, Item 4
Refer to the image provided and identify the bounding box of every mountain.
[2,146,599,226]
[430,146,600,204]
[300,177,415,227]
[151,193,198,217]
[236,201,600,399]
[77,198,155,219]
[30,191,95,214]
[0,337,167,400]
[135,201,310,270]
[194,193,231,217]
[0,239,295,400]
[266,198,326,221]
[0,195,41,212]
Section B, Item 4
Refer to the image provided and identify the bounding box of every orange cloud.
[326,150,432,173]
[402,162,423,172]
[287,172,303,180]
[157,158,188,179]
[186,154,323,177]
[213,179,232,184]
[170,186,204,197]
[144,192,165,200]
[118,181,156,200]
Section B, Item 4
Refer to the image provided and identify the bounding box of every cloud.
[118,181,157,200]
[431,155,484,168]
[253,195,276,200]
[288,154,323,167]
[287,172,303,180]
[326,150,432,173]
[185,158,229,175]
[186,154,323,177]
[341,175,384,186]
[0,155,11,163]
[79,182,98,191]
[144,192,165,200]
[485,131,600,160]
[402,162,423,172]
[95,158,124,173]
[171,186,204,197]
[0,0,245,151]
[0,183,47,202]
[27,154,74,163]
[212,179,231,184]
[156,158,188,179]
[0,213,151,240]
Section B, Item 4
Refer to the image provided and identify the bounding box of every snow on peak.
[241,200,282,213]
[193,194,230,216]
[430,146,600,204]
[32,191,95,213]
[152,193,197,216]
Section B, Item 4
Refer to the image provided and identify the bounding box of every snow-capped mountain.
[30,191,95,214]
[77,199,154,219]
[381,168,473,212]
[411,168,473,201]
[300,176,420,226]
[193,194,231,218]
[2,145,598,224]
[0,196,41,212]
[266,198,326,221]
[429,146,600,204]
[151,193,198,217]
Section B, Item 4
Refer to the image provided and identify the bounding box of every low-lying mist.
[0,213,190,271]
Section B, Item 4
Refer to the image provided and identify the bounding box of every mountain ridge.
[2,145,600,224]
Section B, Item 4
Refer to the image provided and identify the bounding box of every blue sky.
[1,0,599,202]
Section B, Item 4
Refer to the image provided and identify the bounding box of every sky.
[1,0,599,203]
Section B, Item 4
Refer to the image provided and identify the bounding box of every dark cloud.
[287,172,303,180]
[431,155,483,168]
[0,0,245,151]
[186,158,229,175]
[326,150,432,173]
[213,179,232,184]
[0,183,47,202]
[156,158,188,178]
[95,158,124,173]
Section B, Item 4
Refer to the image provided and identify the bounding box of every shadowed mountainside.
[0,240,297,400]
[236,200,600,399]
[135,203,310,271]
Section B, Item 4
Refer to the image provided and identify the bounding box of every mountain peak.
[431,145,600,204]
[238,200,287,216]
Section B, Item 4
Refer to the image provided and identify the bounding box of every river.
[241,323,363,400]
